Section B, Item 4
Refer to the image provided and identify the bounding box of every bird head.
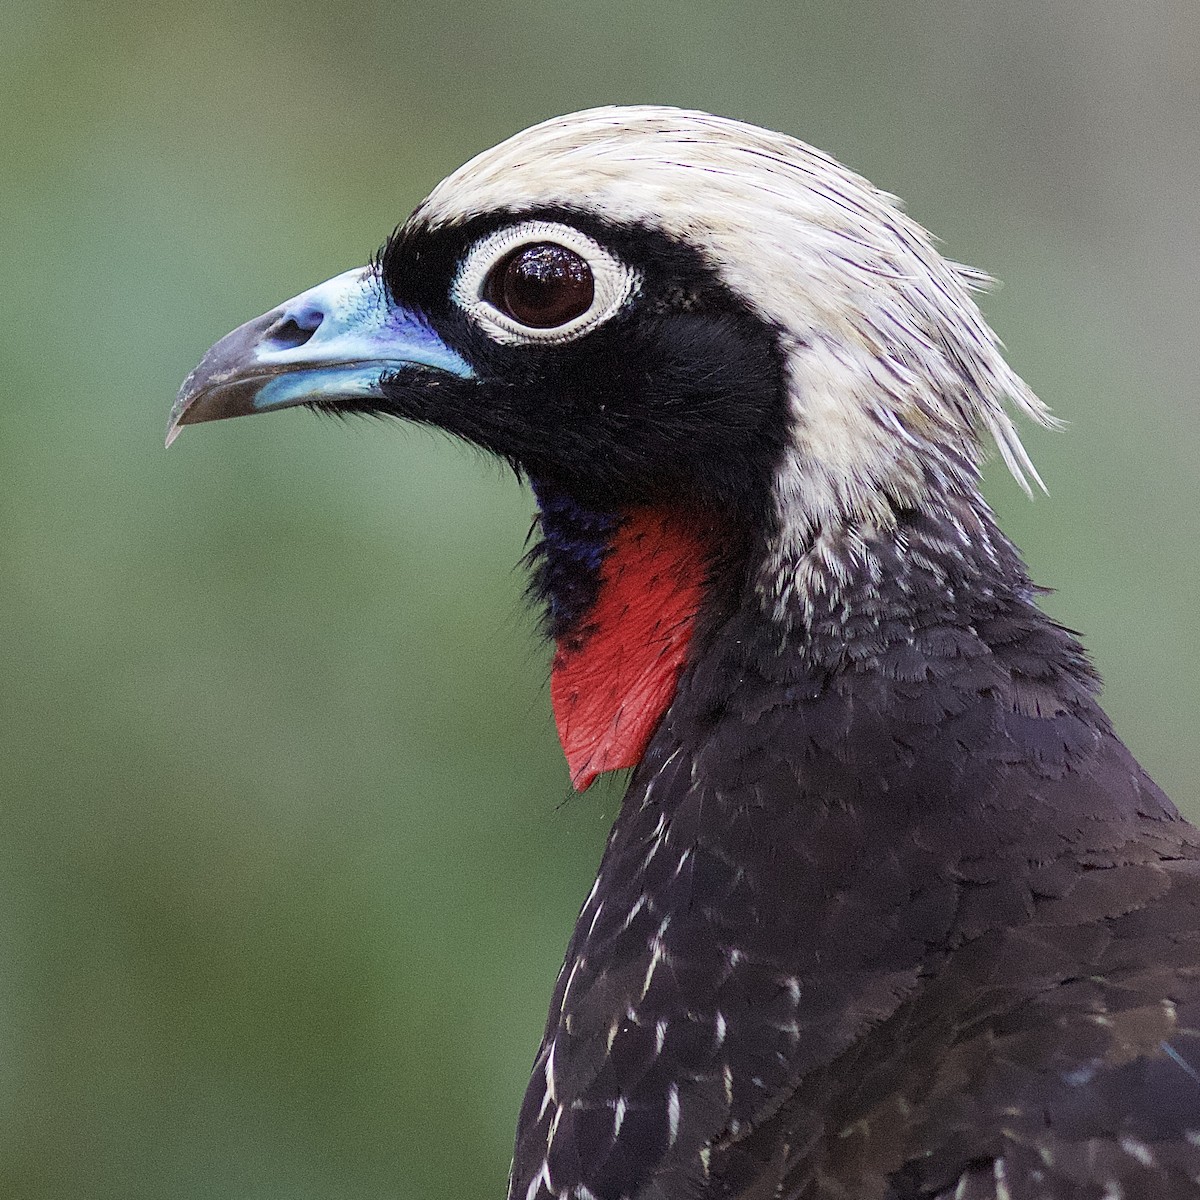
[171,105,1054,786]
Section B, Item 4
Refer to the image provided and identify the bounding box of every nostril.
[265,307,323,351]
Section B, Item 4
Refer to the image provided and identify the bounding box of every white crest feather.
[414,105,1057,523]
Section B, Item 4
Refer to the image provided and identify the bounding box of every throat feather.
[535,500,712,790]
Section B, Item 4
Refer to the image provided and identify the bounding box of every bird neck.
[507,484,1181,1200]
[529,481,1048,790]
[753,483,1032,665]
[528,481,728,789]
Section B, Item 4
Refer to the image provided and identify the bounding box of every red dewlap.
[550,509,712,790]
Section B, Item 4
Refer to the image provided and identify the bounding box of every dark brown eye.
[485,243,595,328]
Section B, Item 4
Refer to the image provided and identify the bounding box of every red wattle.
[550,509,712,790]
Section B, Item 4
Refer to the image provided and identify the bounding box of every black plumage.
[170,106,1200,1199]
[514,497,1200,1199]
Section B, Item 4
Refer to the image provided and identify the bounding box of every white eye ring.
[451,220,639,345]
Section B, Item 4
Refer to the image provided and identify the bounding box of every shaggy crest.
[414,106,1058,523]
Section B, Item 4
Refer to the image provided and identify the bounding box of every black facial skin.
[361,207,793,530]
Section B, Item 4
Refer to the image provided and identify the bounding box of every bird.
[170,106,1200,1199]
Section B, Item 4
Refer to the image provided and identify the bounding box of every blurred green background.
[2,1,1198,1196]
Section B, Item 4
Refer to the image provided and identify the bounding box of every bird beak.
[167,267,474,446]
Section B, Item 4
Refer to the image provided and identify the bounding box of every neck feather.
[754,474,1023,646]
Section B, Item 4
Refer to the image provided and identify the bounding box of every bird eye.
[485,243,595,329]
[453,220,638,345]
